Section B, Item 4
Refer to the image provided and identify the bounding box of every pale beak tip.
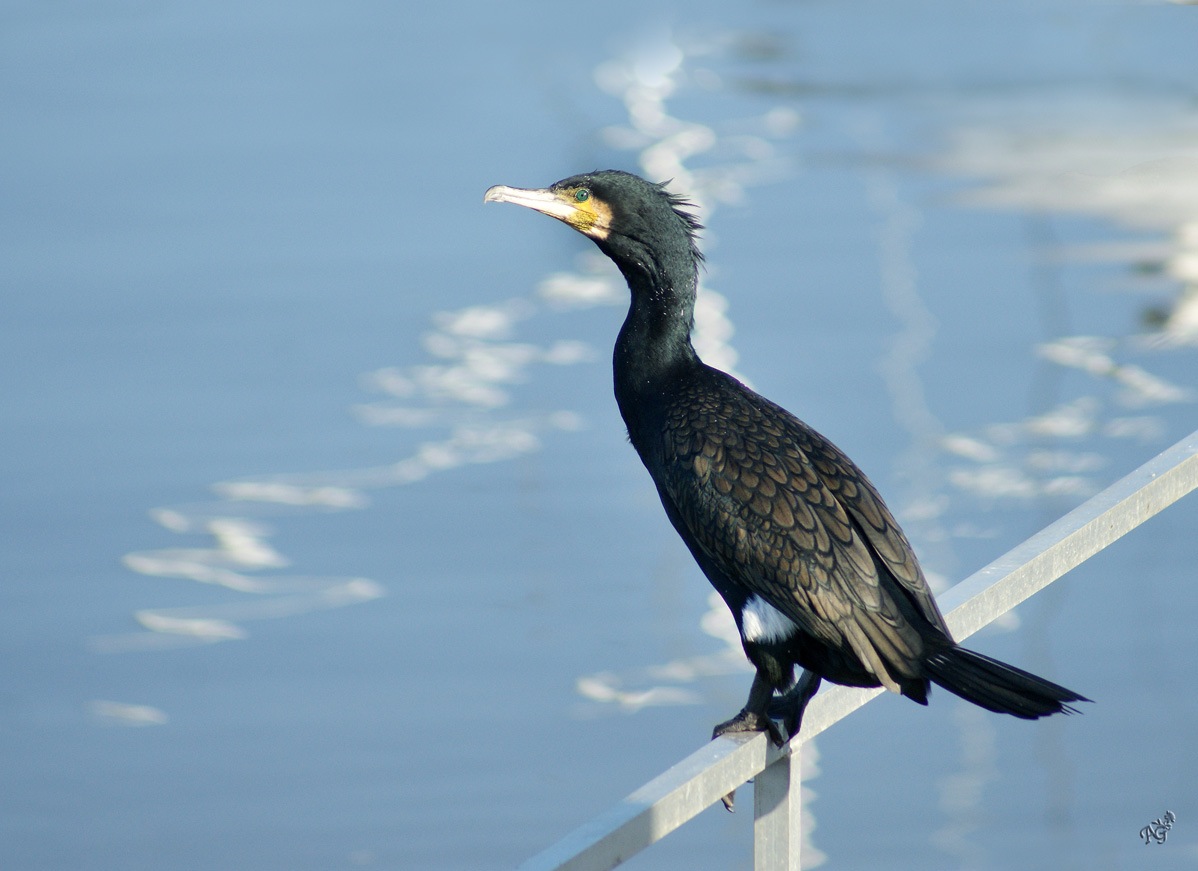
[483,184,510,204]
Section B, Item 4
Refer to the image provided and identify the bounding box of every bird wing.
[789,417,951,638]
[659,376,945,688]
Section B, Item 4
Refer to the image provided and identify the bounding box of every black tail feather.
[924,646,1089,719]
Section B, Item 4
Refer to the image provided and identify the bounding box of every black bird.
[484,170,1087,748]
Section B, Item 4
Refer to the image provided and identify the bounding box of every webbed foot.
[712,709,785,813]
[711,670,790,812]
[712,708,785,746]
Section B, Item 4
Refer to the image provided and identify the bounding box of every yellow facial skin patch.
[483,184,613,240]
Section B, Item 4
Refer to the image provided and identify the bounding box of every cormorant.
[484,170,1087,750]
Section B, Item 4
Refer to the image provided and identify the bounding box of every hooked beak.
[485,181,612,240]
[483,185,580,223]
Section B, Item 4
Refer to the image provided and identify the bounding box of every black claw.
[712,708,785,747]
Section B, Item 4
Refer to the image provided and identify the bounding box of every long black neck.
[610,251,700,447]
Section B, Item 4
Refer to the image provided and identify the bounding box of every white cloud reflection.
[103,296,594,655]
[100,29,796,671]
[88,700,170,727]
[932,98,1197,511]
[575,592,752,713]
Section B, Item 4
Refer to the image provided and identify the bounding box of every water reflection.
[88,699,170,727]
[930,704,998,868]
[574,590,749,713]
[102,293,596,654]
[936,101,1196,514]
[100,32,792,683]
[929,98,1197,870]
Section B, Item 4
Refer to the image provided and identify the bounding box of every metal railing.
[519,428,1198,871]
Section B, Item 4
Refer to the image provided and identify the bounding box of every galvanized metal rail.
[518,428,1198,871]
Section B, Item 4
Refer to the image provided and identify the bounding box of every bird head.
[484,170,703,280]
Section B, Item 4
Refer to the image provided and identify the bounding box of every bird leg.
[768,669,822,740]
[713,671,785,812]
[712,671,785,745]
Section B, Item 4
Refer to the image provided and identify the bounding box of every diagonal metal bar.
[518,429,1198,871]
[937,426,1198,640]
[516,732,779,871]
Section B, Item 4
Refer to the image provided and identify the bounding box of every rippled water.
[3,3,1198,869]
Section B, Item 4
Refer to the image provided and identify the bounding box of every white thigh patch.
[741,595,799,644]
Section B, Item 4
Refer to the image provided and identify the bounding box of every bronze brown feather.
[485,169,1088,753]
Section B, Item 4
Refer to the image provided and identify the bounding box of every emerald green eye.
[574,188,591,203]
